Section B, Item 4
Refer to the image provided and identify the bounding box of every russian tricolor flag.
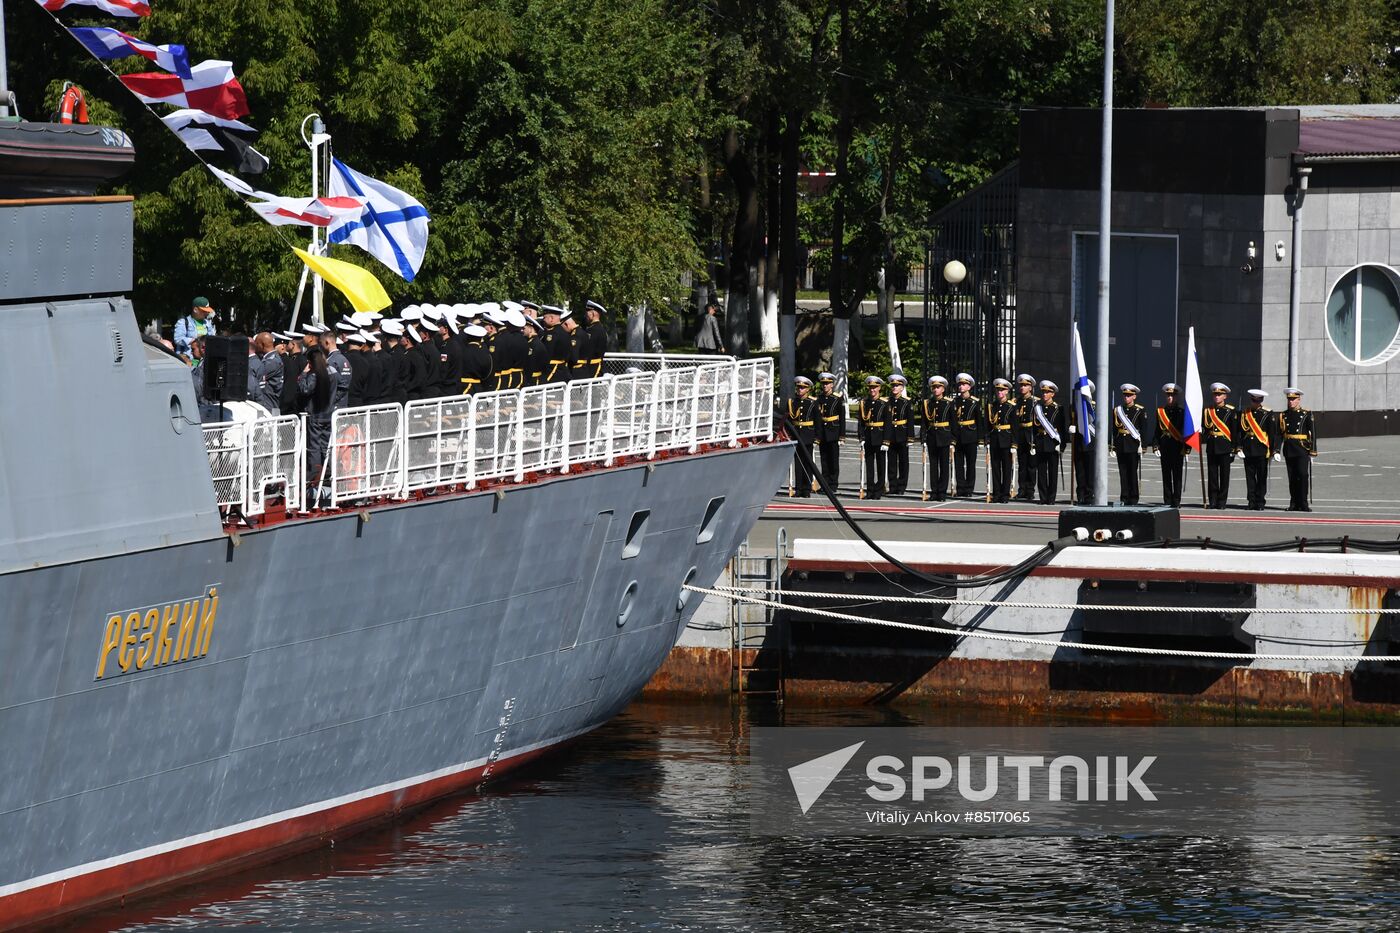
[70,27,191,79]
[1182,326,1205,450]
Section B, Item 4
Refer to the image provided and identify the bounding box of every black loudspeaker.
[203,334,249,402]
[1057,505,1180,542]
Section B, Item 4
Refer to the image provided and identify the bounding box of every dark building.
[1016,105,1400,434]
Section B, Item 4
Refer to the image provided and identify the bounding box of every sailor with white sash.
[1111,383,1148,505]
[1031,380,1068,505]
[1237,389,1279,510]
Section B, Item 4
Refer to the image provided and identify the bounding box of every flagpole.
[1093,0,1114,506]
[298,113,329,325]
[0,0,12,119]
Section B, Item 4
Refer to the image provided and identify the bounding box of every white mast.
[290,113,331,328]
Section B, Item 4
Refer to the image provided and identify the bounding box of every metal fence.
[921,162,1019,383]
[203,414,304,516]
[204,358,775,513]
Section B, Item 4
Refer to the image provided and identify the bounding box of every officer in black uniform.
[434,315,464,398]
[524,317,547,387]
[785,376,819,496]
[279,330,305,415]
[1112,383,1148,505]
[885,373,914,495]
[539,306,574,383]
[584,301,609,378]
[404,315,436,401]
[1204,382,1237,508]
[1237,388,1279,510]
[1071,380,1096,506]
[458,322,493,394]
[1152,383,1187,508]
[858,375,890,499]
[346,333,374,406]
[381,320,410,405]
[1279,387,1316,511]
[1031,380,1068,505]
[986,377,1016,503]
[564,311,590,382]
[951,373,984,497]
[921,375,953,500]
[1013,373,1036,501]
[814,372,845,489]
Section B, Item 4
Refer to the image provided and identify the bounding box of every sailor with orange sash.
[1152,382,1187,508]
[1204,382,1238,508]
[1237,389,1279,510]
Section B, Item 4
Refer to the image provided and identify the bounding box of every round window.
[1324,264,1400,365]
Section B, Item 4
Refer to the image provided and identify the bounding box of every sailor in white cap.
[1203,382,1237,508]
[431,310,464,397]
[984,377,1015,502]
[537,305,571,384]
[1112,383,1148,505]
[581,301,608,377]
[561,306,587,381]
[1152,382,1187,508]
[1280,387,1316,511]
[1013,373,1038,501]
[950,373,983,497]
[814,372,845,489]
[345,331,374,407]
[858,375,889,499]
[458,321,492,394]
[297,323,353,502]
[403,314,439,401]
[885,374,913,495]
[921,375,954,500]
[785,376,818,497]
[1238,388,1277,509]
[1031,380,1067,504]
[491,307,529,390]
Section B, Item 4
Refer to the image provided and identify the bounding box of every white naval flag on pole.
[326,158,430,282]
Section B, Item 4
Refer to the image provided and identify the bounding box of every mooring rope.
[682,583,1400,663]
[706,584,1399,615]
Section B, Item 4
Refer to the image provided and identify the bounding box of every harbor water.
[67,701,1400,932]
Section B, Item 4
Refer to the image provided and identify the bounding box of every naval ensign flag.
[327,159,430,282]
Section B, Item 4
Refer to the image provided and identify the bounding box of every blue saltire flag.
[326,158,430,282]
[1071,323,1095,445]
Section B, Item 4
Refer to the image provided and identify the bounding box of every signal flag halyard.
[41,0,150,17]
[120,60,249,121]
[70,26,191,78]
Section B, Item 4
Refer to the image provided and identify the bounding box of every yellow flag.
[293,248,391,313]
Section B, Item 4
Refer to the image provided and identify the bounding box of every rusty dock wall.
[642,539,1400,722]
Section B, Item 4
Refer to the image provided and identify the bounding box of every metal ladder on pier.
[730,527,787,701]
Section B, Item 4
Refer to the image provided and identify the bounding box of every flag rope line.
[32,4,308,257]
[706,583,1400,615]
[682,583,1400,663]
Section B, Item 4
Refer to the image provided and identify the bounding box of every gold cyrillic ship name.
[95,586,220,680]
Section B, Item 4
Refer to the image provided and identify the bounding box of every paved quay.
[753,434,1400,548]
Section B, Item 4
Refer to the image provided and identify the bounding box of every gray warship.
[0,111,790,927]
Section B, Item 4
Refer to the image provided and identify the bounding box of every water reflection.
[66,702,1400,931]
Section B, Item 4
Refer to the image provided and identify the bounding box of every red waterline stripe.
[0,741,566,931]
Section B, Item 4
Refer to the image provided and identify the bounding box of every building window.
[1325,264,1400,365]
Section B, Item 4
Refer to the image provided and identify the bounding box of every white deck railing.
[204,357,773,514]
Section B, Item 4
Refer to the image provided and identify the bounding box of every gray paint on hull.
[0,441,791,888]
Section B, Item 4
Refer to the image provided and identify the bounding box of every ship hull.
[0,441,792,928]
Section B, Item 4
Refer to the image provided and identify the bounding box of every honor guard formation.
[182,298,610,497]
[781,371,1319,510]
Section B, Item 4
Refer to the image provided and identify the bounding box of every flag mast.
[1093,0,1114,505]
[290,112,330,328]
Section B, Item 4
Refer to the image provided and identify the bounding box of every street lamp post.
[942,259,967,378]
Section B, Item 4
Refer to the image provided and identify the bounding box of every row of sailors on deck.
[785,373,1318,512]
[197,300,610,491]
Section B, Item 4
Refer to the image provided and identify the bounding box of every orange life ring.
[57,84,89,125]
